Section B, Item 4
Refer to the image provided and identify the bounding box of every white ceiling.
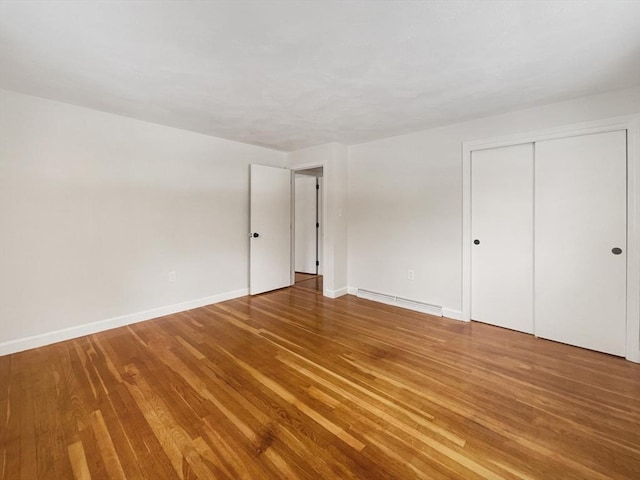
[1,1,639,151]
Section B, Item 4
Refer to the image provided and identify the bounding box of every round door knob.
[252,232,260,238]
[612,247,622,255]
[473,239,480,245]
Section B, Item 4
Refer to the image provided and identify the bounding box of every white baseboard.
[442,308,466,322]
[324,287,349,298]
[347,286,358,295]
[0,288,248,356]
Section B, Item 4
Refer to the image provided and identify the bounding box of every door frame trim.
[462,114,640,362]
[291,162,327,294]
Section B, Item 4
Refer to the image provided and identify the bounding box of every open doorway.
[294,167,323,292]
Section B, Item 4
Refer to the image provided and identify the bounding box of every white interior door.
[535,130,627,356]
[295,174,317,274]
[250,164,291,295]
[471,143,534,333]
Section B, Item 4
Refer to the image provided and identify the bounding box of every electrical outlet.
[408,270,415,280]
[169,271,176,282]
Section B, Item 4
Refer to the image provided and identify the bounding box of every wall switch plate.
[169,271,176,282]
[408,270,415,280]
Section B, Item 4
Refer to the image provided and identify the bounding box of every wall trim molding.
[324,287,349,298]
[442,308,464,321]
[0,288,249,356]
[462,114,640,363]
[347,286,358,295]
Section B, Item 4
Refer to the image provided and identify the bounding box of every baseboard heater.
[356,289,443,317]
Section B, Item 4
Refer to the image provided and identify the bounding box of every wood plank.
[67,441,91,480]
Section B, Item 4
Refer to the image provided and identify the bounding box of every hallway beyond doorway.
[294,272,323,292]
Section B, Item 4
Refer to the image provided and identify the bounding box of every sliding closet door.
[535,131,627,356]
[471,143,534,333]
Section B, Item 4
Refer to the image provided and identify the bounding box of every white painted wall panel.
[249,164,291,294]
[535,131,627,356]
[471,144,534,333]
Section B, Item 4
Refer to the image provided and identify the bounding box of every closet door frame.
[461,114,640,363]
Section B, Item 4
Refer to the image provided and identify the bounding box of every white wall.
[290,143,348,297]
[4,86,638,355]
[348,86,640,318]
[0,90,286,353]
[330,144,348,293]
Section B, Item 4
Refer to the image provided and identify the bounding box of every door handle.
[251,232,260,238]
[473,239,480,245]
[612,247,622,255]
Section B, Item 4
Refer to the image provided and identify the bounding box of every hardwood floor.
[1,285,639,479]
[294,272,317,283]
[294,272,322,292]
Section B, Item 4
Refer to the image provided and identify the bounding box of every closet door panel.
[535,130,627,356]
[471,143,534,333]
